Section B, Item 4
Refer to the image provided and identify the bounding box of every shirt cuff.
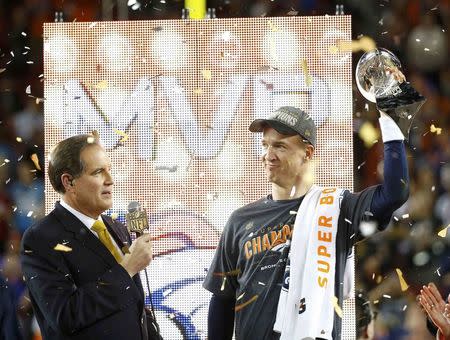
[378,113,405,142]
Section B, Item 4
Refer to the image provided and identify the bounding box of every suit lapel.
[53,202,117,268]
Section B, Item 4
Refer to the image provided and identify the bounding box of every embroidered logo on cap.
[272,110,298,127]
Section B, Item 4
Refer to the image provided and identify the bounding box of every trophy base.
[376,82,426,139]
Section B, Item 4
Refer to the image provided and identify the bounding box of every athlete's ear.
[305,144,315,161]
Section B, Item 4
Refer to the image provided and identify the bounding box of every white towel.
[274,185,344,340]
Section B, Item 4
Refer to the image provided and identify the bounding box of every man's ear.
[61,174,74,191]
[305,144,315,160]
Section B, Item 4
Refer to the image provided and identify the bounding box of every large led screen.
[44,16,354,339]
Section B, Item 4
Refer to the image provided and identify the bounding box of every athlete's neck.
[271,182,312,201]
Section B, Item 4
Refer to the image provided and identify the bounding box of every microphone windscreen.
[127,201,141,213]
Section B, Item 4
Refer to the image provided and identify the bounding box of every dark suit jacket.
[20,202,150,340]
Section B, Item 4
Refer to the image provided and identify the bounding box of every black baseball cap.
[249,106,317,147]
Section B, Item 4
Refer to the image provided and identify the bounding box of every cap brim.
[249,119,297,135]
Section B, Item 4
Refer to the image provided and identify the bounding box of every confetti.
[201,69,212,80]
[438,224,450,237]
[162,288,173,297]
[332,296,343,318]
[16,137,22,143]
[268,21,279,32]
[236,292,246,301]
[113,129,129,143]
[193,88,203,95]
[430,124,442,135]
[30,154,41,170]
[88,22,98,29]
[290,186,296,197]
[220,277,227,291]
[93,80,108,90]
[0,68,6,74]
[395,268,409,291]
[54,243,72,252]
[300,60,312,86]
[214,268,241,277]
[235,295,258,312]
[111,213,118,220]
[359,122,379,148]
[25,85,31,94]
[331,36,377,54]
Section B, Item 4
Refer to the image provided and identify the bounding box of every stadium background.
[0,1,449,339]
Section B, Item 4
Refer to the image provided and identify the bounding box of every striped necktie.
[91,220,123,263]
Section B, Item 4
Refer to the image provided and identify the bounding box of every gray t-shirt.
[203,187,376,340]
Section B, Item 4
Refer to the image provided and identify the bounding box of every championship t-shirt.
[203,186,376,340]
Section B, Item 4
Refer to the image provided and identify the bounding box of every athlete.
[203,104,409,339]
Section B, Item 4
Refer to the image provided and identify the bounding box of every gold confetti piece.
[111,213,118,220]
[93,80,108,90]
[30,154,41,170]
[16,137,22,143]
[359,122,380,148]
[328,45,339,54]
[300,60,313,87]
[87,136,95,144]
[331,36,377,54]
[201,69,212,80]
[235,295,258,312]
[54,243,72,252]
[214,268,241,277]
[193,88,203,95]
[332,296,343,318]
[430,124,442,135]
[268,20,279,32]
[438,224,450,237]
[396,268,409,291]
[113,129,129,143]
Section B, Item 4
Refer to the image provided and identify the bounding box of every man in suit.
[20,133,157,339]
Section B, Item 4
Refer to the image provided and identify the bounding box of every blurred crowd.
[0,0,449,339]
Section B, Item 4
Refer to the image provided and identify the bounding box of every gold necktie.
[91,220,123,263]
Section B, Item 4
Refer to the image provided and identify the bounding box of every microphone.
[125,201,149,236]
[125,201,161,337]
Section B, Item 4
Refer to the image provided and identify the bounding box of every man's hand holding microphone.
[121,201,153,277]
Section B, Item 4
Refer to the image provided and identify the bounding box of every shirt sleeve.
[203,214,239,299]
[340,140,409,243]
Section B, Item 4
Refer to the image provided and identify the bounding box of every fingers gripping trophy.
[356,48,426,139]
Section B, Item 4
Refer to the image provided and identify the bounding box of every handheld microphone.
[125,201,149,236]
[125,201,161,338]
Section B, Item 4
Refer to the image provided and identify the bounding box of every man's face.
[261,126,313,189]
[67,144,113,218]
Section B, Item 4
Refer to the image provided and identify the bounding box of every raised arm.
[370,112,410,229]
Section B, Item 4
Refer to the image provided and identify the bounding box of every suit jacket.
[20,202,150,340]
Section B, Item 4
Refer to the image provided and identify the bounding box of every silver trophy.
[356,48,426,139]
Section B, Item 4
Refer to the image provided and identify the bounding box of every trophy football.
[356,48,426,139]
